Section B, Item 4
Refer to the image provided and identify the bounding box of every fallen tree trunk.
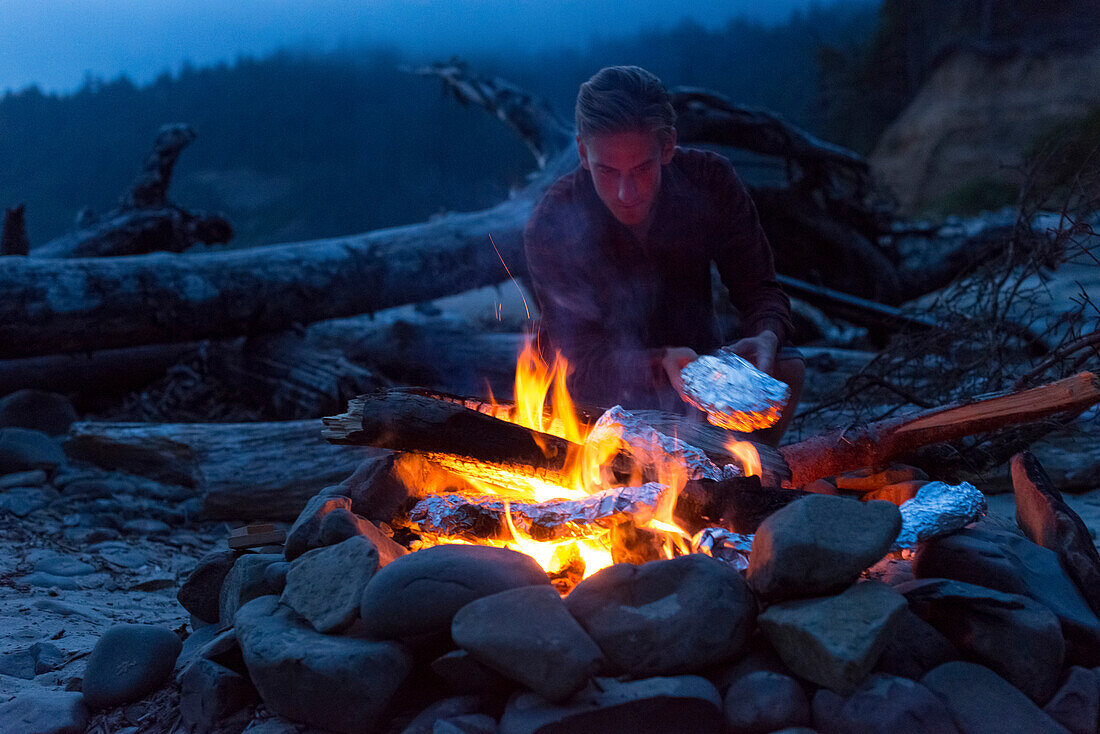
[0,150,575,360]
[780,371,1100,487]
[0,310,522,406]
[64,419,372,520]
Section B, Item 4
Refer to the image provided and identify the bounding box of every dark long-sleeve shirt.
[524,146,792,410]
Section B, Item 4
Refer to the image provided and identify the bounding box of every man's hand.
[661,347,699,397]
[726,330,780,376]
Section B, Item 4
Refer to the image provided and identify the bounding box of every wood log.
[776,274,937,335]
[323,389,583,488]
[1,204,29,256]
[33,124,232,258]
[780,371,1100,487]
[63,419,373,520]
[0,148,574,360]
[0,310,521,406]
[674,475,807,535]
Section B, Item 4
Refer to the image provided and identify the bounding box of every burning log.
[323,389,586,486]
[410,483,670,541]
[781,371,1100,487]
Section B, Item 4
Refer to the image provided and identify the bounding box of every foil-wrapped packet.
[691,527,754,571]
[680,350,789,431]
[890,481,986,551]
[586,405,729,482]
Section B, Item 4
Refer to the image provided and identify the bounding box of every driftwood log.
[64,419,373,519]
[32,124,233,258]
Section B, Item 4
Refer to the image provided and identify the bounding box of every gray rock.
[0,427,65,474]
[874,609,960,680]
[0,647,36,679]
[913,519,1100,664]
[359,544,548,640]
[0,486,57,516]
[0,389,77,436]
[500,675,725,734]
[283,493,353,561]
[564,554,756,676]
[177,549,236,624]
[31,641,65,675]
[811,673,957,734]
[82,624,182,709]
[219,553,282,626]
[281,536,380,633]
[922,661,1070,734]
[747,494,901,601]
[712,636,797,696]
[898,578,1065,703]
[62,526,121,544]
[723,671,810,734]
[0,690,88,734]
[263,560,290,593]
[283,490,406,564]
[95,544,150,570]
[0,468,47,489]
[235,595,412,734]
[333,452,411,524]
[1042,667,1099,734]
[178,657,259,732]
[34,551,94,577]
[452,585,603,702]
[431,649,517,694]
[398,695,482,734]
[1013,451,1100,620]
[759,580,907,695]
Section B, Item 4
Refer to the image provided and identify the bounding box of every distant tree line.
[2,2,884,247]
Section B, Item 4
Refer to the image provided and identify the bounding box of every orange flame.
[726,440,761,478]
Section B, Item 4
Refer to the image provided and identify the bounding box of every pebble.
[0,427,66,474]
[82,624,182,709]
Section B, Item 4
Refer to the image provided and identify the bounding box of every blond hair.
[575,66,675,141]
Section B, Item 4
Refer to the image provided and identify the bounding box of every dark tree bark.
[31,124,233,258]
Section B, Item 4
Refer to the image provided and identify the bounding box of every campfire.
[327,341,766,591]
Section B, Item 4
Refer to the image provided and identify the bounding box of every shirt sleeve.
[524,194,667,406]
[708,156,793,344]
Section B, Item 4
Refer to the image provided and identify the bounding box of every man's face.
[578,129,676,227]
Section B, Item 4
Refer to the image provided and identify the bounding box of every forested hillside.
[0,3,875,248]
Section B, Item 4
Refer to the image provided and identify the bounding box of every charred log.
[673,475,807,535]
[1,204,29,256]
[32,124,233,258]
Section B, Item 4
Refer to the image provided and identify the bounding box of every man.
[524,66,804,445]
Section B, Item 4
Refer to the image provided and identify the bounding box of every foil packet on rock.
[679,349,789,431]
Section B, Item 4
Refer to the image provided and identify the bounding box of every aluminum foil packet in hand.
[679,350,789,431]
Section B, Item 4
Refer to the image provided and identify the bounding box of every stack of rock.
[39,449,1100,734]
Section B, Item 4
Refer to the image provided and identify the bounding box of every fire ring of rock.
[156,383,1100,733]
